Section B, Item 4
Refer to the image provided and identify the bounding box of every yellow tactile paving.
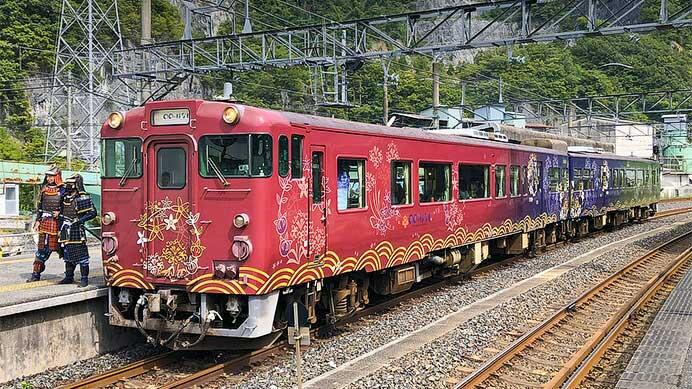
[0,257,35,265]
[0,277,99,293]
[0,279,60,293]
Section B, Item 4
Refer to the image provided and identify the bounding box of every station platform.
[0,247,105,317]
[616,265,692,389]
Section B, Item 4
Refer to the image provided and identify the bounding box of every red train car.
[100,100,656,349]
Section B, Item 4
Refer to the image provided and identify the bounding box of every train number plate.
[151,108,190,126]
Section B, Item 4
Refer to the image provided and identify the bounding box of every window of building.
[391,161,411,205]
[548,167,560,192]
[157,147,186,189]
[510,165,520,196]
[337,159,366,210]
[278,135,289,177]
[4,185,18,215]
[419,162,451,203]
[459,164,489,200]
[495,165,506,197]
[199,134,272,178]
[102,138,142,178]
[291,135,304,178]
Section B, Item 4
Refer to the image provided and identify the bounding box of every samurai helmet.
[65,173,86,193]
[42,164,63,186]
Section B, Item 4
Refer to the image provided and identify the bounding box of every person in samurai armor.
[28,165,65,282]
[58,173,97,287]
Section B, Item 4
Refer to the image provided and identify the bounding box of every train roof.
[567,150,657,164]
[275,107,566,155]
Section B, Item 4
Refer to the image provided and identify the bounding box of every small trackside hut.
[100,100,660,349]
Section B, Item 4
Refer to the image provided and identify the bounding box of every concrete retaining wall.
[0,293,140,383]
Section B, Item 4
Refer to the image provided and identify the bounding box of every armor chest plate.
[62,199,78,220]
[42,191,61,212]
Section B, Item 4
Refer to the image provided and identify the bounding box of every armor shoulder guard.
[76,195,95,214]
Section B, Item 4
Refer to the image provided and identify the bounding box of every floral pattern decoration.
[135,197,207,281]
[367,144,401,235]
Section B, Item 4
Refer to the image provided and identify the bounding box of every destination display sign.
[151,108,190,126]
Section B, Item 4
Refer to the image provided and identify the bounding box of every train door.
[144,139,192,280]
[308,145,328,264]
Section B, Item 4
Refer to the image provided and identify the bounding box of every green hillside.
[0,0,690,163]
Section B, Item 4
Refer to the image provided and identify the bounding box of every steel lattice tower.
[46,0,128,169]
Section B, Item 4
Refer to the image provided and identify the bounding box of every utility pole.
[142,0,152,44]
[382,59,390,125]
[242,0,252,33]
[432,61,440,129]
[460,81,466,123]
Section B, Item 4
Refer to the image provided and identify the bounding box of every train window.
[291,135,304,178]
[278,135,289,177]
[391,161,412,205]
[495,165,506,198]
[459,164,489,200]
[626,169,636,187]
[337,159,366,210]
[574,168,583,191]
[102,138,142,178]
[561,168,569,192]
[157,147,186,189]
[618,169,627,188]
[534,161,543,193]
[582,168,592,190]
[312,151,323,202]
[636,170,644,187]
[521,166,527,195]
[548,168,560,192]
[199,134,272,178]
[419,162,451,203]
[510,165,520,196]
[250,134,272,176]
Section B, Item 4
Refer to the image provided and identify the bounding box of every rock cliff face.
[408,0,647,65]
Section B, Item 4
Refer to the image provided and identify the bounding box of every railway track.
[60,207,692,389]
[565,252,692,388]
[651,206,692,219]
[455,230,692,389]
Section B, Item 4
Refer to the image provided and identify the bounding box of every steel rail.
[562,244,692,387]
[651,206,692,220]
[454,230,692,388]
[57,351,178,389]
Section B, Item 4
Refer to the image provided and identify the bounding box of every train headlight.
[107,112,124,129]
[233,213,249,228]
[232,236,252,261]
[102,236,118,255]
[102,211,116,225]
[222,106,240,124]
